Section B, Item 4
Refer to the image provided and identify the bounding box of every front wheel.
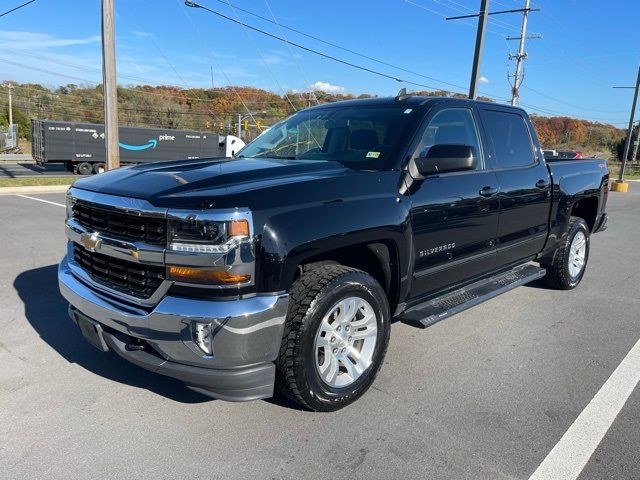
[542,217,590,290]
[276,265,390,411]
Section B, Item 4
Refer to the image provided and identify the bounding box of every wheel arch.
[570,196,598,232]
[269,235,405,314]
[295,241,400,311]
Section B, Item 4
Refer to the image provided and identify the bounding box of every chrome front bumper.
[58,255,289,401]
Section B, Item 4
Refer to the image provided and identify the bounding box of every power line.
[0,0,36,18]
[220,0,299,114]
[0,55,293,110]
[208,0,468,92]
[522,85,627,114]
[435,0,521,33]
[177,0,268,129]
[404,0,505,37]
[10,90,279,120]
[517,100,627,123]
[262,0,319,106]
[184,0,457,93]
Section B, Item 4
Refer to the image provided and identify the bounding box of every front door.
[409,106,500,298]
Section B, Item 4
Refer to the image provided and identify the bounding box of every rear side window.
[482,110,535,169]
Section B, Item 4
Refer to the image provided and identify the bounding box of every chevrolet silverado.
[59,95,609,411]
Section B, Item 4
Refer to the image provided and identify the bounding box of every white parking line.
[529,337,640,480]
[15,194,65,208]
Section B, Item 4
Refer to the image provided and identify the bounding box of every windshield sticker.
[404,109,413,114]
[366,151,381,158]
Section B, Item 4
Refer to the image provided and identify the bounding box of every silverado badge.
[419,243,456,257]
[80,232,102,252]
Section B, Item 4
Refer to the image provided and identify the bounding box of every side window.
[414,108,482,168]
[482,110,535,169]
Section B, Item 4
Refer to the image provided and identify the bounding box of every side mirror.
[415,144,477,176]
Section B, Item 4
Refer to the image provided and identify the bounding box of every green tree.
[612,125,639,162]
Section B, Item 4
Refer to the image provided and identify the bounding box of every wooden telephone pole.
[446,1,539,100]
[102,0,120,170]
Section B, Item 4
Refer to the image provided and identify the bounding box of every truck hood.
[72,157,355,209]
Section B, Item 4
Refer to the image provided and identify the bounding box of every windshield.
[238,105,419,170]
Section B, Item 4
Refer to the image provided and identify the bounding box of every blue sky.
[1,0,639,125]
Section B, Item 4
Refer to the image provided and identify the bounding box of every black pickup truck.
[58,95,609,411]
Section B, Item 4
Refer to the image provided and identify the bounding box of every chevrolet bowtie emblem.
[80,232,102,252]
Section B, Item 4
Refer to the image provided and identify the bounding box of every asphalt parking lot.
[1,186,639,480]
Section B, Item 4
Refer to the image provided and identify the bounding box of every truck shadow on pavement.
[14,264,212,404]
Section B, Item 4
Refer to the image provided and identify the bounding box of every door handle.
[536,179,550,189]
[479,186,499,197]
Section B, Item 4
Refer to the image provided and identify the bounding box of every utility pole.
[508,0,541,105]
[613,65,640,184]
[101,0,120,170]
[469,0,489,100]
[6,83,12,126]
[237,113,242,140]
[446,1,539,100]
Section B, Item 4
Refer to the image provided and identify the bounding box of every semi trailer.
[31,120,244,174]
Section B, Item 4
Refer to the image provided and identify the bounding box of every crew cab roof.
[305,95,526,114]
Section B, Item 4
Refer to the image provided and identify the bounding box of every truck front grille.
[72,201,166,246]
[73,243,164,298]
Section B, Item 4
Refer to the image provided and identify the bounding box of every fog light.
[191,322,213,356]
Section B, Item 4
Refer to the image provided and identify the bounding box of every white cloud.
[0,30,100,50]
[308,81,345,93]
[479,76,489,84]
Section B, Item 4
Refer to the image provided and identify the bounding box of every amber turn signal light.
[228,219,249,237]
[167,266,250,285]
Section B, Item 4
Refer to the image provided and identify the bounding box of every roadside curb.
[0,185,71,195]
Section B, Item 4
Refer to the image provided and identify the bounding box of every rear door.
[478,107,551,265]
[409,105,500,298]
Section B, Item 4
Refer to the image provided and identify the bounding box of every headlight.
[168,216,250,254]
[165,209,254,286]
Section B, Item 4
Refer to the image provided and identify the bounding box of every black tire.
[542,217,590,290]
[76,162,93,175]
[276,265,391,412]
[93,163,105,174]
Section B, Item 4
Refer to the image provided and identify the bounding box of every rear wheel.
[276,265,390,411]
[542,217,590,290]
[76,162,93,176]
[93,163,105,174]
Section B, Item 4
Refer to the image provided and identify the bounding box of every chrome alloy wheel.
[314,297,378,388]
[569,230,587,278]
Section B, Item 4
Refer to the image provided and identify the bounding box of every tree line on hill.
[0,82,629,160]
